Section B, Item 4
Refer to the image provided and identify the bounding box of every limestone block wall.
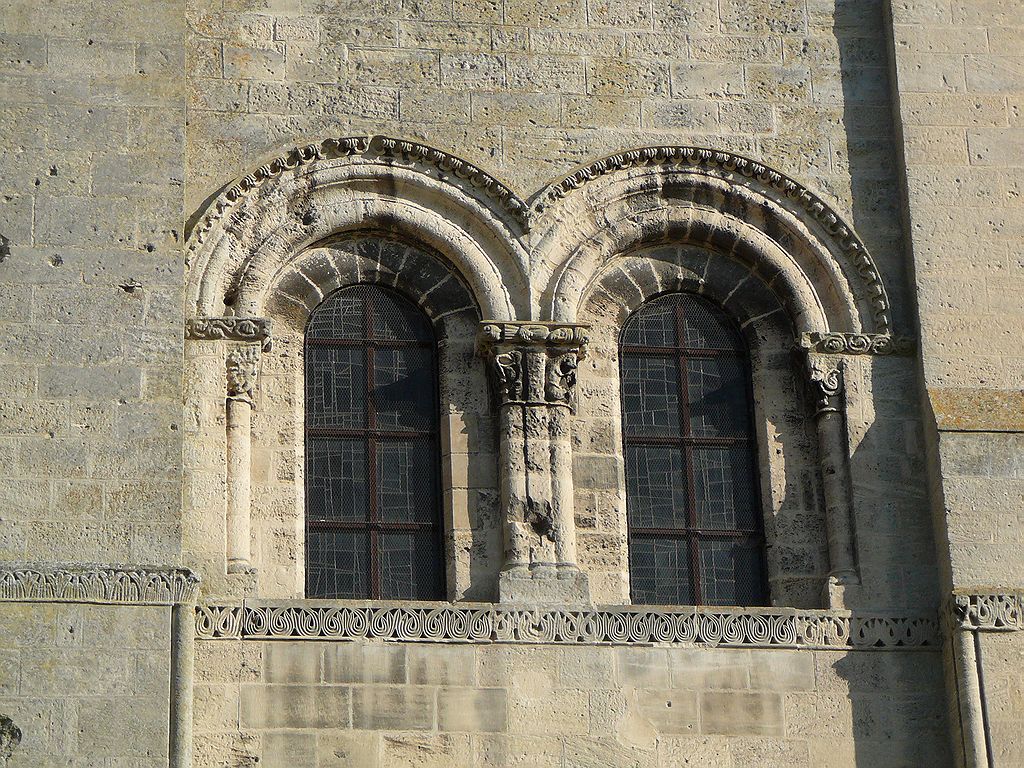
[888,2,1024,764]
[0,1,187,565]
[182,0,910,315]
[0,602,172,766]
[193,638,949,767]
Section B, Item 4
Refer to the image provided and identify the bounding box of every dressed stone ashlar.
[478,321,592,604]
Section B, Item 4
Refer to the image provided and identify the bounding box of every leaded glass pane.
[682,297,742,349]
[378,532,444,600]
[306,290,365,340]
[629,537,694,605]
[626,445,688,529]
[686,357,749,437]
[373,294,433,341]
[698,538,766,606]
[692,447,758,530]
[376,440,437,524]
[306,348,366,429]
[621,300,676,347]
[306,438,367,522]
[306,529,369,599]
[621,354,681,437]
[373,348,435,431]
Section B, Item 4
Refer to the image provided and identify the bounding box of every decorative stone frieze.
[951,591,1024,631]
[186,316,273,352]
[195,602,938,650]
[0,565,199,605]
[799,332,915,356]
[478,321,591,603]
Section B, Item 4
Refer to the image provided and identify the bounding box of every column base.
[498,564,591,605]
[823,570,861,610]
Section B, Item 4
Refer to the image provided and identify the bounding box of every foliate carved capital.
[803,353,844,415]
[478,322,589,409]
[226,345,262,406]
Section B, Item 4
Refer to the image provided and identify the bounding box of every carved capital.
[803,353,844,415]
[479,322,589,410]
[226,345,262,406]
[187,316,273,352]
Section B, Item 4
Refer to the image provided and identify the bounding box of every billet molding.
[0,565,199,605]
[186,317,273,352]
[536,146,891,334]
[952,592,1024,632]
[195,602,938,650]
[800,332,915,356]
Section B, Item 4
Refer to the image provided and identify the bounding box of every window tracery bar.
[305,284,444,601]
[620,294,768,607]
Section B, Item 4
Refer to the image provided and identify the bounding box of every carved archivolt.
[196,601,938,650]
[0,566,199,605]
[185,136,903,348]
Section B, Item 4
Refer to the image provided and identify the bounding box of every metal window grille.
[620,293,769,607]
[304,284,445,600]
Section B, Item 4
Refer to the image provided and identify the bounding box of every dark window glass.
[305,284,445,600]
[620,293,768,607]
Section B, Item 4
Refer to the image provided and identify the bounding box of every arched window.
[304,284,445,600]
[619,293,768,607]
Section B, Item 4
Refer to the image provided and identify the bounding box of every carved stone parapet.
[951,591,1024,631]
[186,316,273,352]
[196,601,939,650]
[0,564,199,605]
[226,345,262,407]
[799,332,914,356]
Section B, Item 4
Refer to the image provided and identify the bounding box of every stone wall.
[194,638,948,767]
[888,2,1024,763]
[0,602,172,766]
[0,1,187,565]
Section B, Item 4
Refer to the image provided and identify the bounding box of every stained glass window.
[620,293,768,606]
[305,284,445,600]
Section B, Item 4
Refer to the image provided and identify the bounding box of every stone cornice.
[799,332,915,356]
[196,601,938,650]
[0,565,199,605]
[536,146,890,334]
[951,591,1024,631]
[186,316,273,352]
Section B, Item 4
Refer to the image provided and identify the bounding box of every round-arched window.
[619,293,768,606]
[304,284,445,600]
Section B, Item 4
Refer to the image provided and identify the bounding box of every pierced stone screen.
[620,294,767,607]
[305,284,444,600]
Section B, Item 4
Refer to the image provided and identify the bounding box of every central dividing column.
[479,322,590,604]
